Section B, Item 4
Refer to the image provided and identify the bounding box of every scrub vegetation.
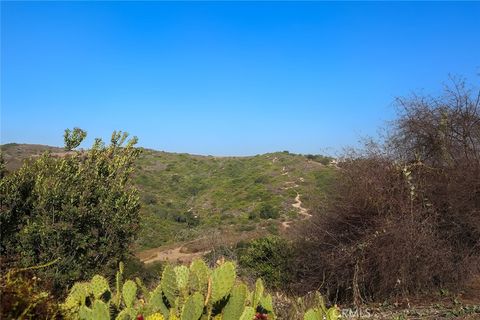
[1,78,479,319]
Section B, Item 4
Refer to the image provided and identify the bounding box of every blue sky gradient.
[2,2,479,155]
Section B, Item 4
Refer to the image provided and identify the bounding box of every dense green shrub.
[258,203,279,220]
[238,236,293,289]
[304,154,333,165]
[0,129,141,294]
[173,211,201,227]
[248,203,280,221]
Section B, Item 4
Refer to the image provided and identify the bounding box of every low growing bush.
[238,236,294,289]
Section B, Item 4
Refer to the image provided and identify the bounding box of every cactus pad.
[67,282,91,306]
[252,278,264,308]
[91,275,110,298]
[92,300,110,320]
[239,306,256,320]
[122,280,137,308]
[210,261,235,304]
[78,305,93,319]
[180,292,204,320]
[326,306,340,320]
[189,259,210,293]
[161,265,179,307]
[223,283,248,320]
[260,294,274,314]
[174,265,190,291]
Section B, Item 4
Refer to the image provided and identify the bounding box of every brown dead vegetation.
[294,78,480,304]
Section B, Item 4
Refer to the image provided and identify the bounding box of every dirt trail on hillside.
[140,246,210,264]
[140,188,312,263]
[138,164,311,264]
[281,191,311,229]
[292,192,312,218]
[280,163,312,229]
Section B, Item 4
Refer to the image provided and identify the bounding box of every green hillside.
[0,144,335,251]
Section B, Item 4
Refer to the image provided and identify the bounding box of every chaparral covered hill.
[0,143,335,252]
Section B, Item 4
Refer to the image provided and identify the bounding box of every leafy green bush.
[63,127,87,151]
[173,211,201,227]
[258,203,279,220]
[304,154,333,165]
[238,236,293,289]
[0,129,141,293]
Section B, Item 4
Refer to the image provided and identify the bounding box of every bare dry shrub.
[294,78,480,303]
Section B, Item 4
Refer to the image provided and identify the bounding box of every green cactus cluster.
[62,259,340,320]
[302,293,340,320]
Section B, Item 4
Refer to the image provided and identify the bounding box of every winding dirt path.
[292,192,312,218]
[281,191,311,229]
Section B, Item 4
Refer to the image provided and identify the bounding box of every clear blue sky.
[1,2,479,156]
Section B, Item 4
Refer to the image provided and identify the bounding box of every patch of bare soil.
[137,228,263,264]
[140,246,209,264]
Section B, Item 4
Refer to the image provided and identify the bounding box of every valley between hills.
[0,143,335,258]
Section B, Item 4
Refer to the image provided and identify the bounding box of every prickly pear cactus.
[64,282,91,311]
[210,261,235,303]
[260,294,274,316]
[175,265,190,293]
[136,277,151,301]
[239,306,256,320]
[304,309,320,320]
[189,260,210,293]
[92,300,110,320]
[252,278,264,308]
[223,283,248,320]
[63,258,335,320]
[326,306,341,320]
[91,275,110,298]
[148,286,169,317]
[303,303,341,320]
[122,280,137,309]
[180,292,204,320]
[161,265,179,307]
